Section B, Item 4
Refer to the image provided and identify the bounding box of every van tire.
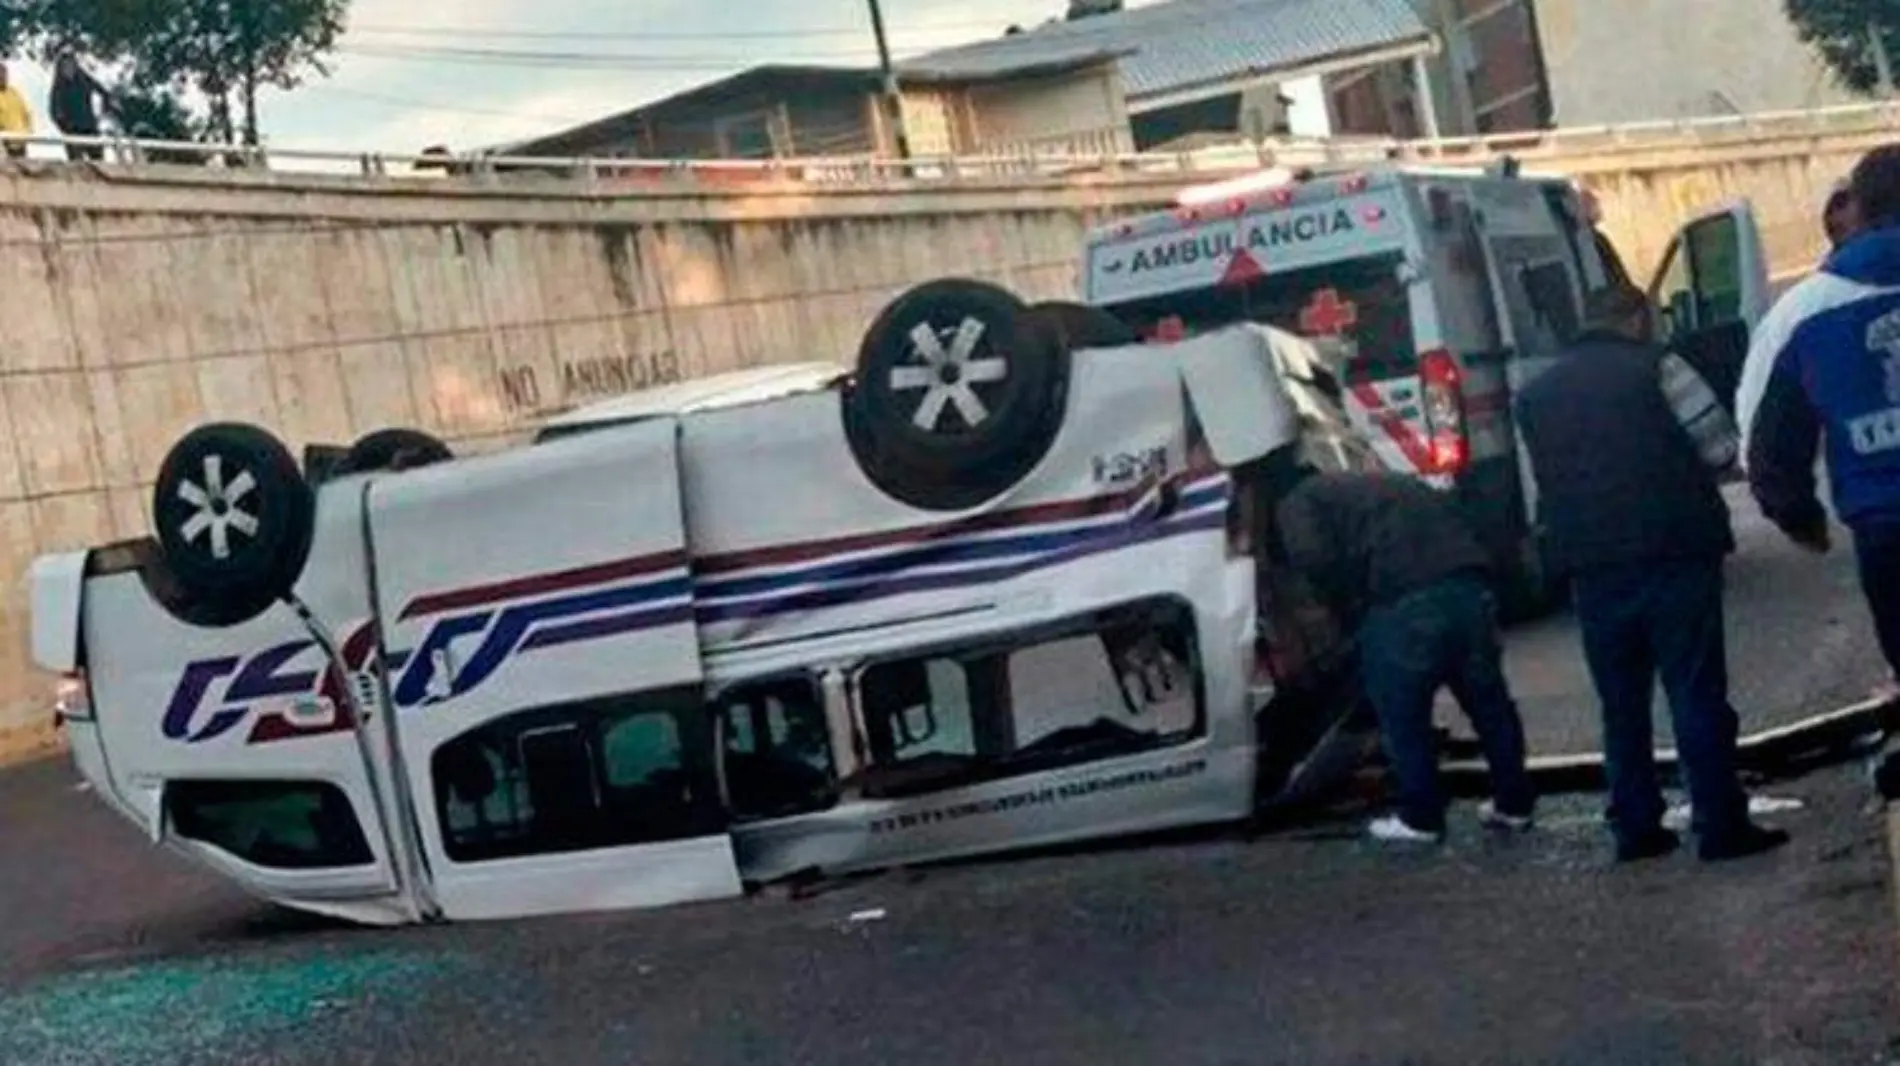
[152,423,316,627]
[846,279,1071,511]
[339,427,453,474]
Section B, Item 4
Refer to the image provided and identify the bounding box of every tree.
[1785,0,1900,94]
[136,0,348,145]
[107,84,218,163]
[1066,0,1124,17]
[5,0,348,144]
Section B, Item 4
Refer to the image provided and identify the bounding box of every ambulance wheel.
[846,278,1071,511]
[152,423,315,627]
[339,427,453,474]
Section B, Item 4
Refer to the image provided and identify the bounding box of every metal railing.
[0,99,1895,188]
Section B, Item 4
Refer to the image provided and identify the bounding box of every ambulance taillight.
[1418,349,1470,476]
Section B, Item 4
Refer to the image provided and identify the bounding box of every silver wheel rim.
[175,453,261,561]
[889,316,1010,432]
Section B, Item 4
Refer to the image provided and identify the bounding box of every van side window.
[432,687,723,863]
[716,676,839,821]
[852,597,1203,798]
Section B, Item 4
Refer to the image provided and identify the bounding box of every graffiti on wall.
[497,350,684,412]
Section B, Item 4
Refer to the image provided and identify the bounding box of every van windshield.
[1101,252,1414,373]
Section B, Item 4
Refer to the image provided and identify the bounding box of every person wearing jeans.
[1740,146,1900,712]
[1265,456,1535,843]
[1518,280,1789,864]
[1571,562,1748,849]
[1855,526,1900,694]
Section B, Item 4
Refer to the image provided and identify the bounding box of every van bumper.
[62,718,154,836]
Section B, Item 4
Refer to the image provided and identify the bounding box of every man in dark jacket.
[1517,281,1788,864]
[49,51,110,162]
[1266,456,1534,844]
[1739,145,1900,709]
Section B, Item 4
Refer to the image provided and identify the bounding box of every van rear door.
[63,488,408,920]
[364,419,742,921]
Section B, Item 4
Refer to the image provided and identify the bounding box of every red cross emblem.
[1298,288,1359,337]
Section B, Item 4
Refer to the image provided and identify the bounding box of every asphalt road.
[0,759,1893,1066]
[1487,482,1890,757]
[0,478,1896,1065]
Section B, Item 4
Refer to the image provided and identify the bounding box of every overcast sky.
[5,0,1157,156]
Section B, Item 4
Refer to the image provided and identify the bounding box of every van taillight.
[1418,349,1469,476]
[54,670,92,723]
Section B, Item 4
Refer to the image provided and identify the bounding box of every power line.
[345,17,1036,42]
[339,43,901,69]
[309,83,595,124]
[338,11,1136,67]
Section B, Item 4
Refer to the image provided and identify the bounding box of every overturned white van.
[29,281,1375,926]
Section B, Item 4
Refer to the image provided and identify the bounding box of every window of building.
[852,597,1203,798]
[716,111,782,158]
[432,687,724,863]
[168,780,375,870]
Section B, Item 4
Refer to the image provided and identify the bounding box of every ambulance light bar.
[1174,167,1299,207]
[1174,167,1373,209]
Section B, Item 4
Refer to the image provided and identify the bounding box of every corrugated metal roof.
[899,0,1432,103]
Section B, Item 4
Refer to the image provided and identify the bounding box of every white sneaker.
[1478,801,1534,832]
[1367,815,1444,844]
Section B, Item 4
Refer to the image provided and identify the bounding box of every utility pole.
[1872,20,1896,99]
[867,0,911,159]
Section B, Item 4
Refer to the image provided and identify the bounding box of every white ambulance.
[27,283,1375,927]
[1082,163,1774,612]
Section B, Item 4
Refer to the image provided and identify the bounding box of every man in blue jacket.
[1738,146,1900,706]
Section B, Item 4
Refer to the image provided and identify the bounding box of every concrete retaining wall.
[0,114,1894,757]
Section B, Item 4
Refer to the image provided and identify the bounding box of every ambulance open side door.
[1647,199,1772,413]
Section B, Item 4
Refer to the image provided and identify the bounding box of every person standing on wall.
[1259,453,1536,845]
[1516,280,1789,864]
[1738,145,1900,718]
[50,50,112,162]
[0,63,34,160]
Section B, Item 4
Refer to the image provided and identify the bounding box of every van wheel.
[339,427,453,474]
[845,279,1071,511]
[152,423,316,627]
